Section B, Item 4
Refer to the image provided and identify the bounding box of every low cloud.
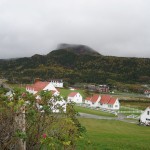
[0,0,150,58]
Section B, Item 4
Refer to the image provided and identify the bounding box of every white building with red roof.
[84,94,120,110]
[26,80,66,113]
[100,95,120,110]
[36,96,66,113]
[85,95,101,107]
[140,106,150,125]
[51,97,66,113]
[26,80,58,95]
[67,92,82,103]
[49,79,63,88]
[144,90,150,98]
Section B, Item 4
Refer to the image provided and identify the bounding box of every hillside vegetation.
[0,44,150,85]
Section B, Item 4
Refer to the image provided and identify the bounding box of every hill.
[56,43,100,56]
[0,44,150,85]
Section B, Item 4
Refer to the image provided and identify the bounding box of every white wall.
[140,107,150,124]
[100,99,120,110]
[53,91,59,96]
[26,87,37,94]
[68,93,82,103]
[146,94,150,98]
[100,103,108,109]
[50,81,63,88]
[91,100,100,107]
[112,99,120,110]
[51,98,66,113]
[85,100,92,106]
[44,83,58,92]
[84,98,100,108]
[36,96,66,113]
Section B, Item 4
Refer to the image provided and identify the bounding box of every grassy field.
[5,85,150,149]
[75,106,116,117]
[77,118,150,150]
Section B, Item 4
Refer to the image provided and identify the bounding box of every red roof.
[85,94,118,105]
[145,90,150,93]
[85,95,100,103]
[27,81,49,92]
[91,95,100,103]
[68,92,78,97]
[85,97,92,101]
[100,95,111,104]
[108,98,117,105]
[100,95,118,105]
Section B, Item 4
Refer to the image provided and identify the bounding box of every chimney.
[34,78,41,83]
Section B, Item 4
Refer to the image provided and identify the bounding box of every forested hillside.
[0,45,150,85]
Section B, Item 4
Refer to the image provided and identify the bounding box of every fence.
[118,110,143,114]
[76,103,117,115]
[118,106,144,114]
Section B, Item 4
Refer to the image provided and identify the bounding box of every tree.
[0,88,86,150]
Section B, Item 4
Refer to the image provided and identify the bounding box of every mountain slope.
[0,45,150,85]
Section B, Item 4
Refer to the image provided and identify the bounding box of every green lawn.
[59,88,87,99]
[75,106,116,117]
[77,118,150,150]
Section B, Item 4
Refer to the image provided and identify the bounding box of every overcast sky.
[0,0,150,59]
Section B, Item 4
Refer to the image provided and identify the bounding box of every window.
[115,105,118,107]
[147,111,150,115]
[108,105,112,108]
[146,118,150,121]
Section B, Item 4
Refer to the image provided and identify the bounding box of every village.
[24,78,150,126]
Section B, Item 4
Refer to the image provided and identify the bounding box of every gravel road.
[79,112,138,124]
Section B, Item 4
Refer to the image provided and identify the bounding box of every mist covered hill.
[0,44,150,85]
